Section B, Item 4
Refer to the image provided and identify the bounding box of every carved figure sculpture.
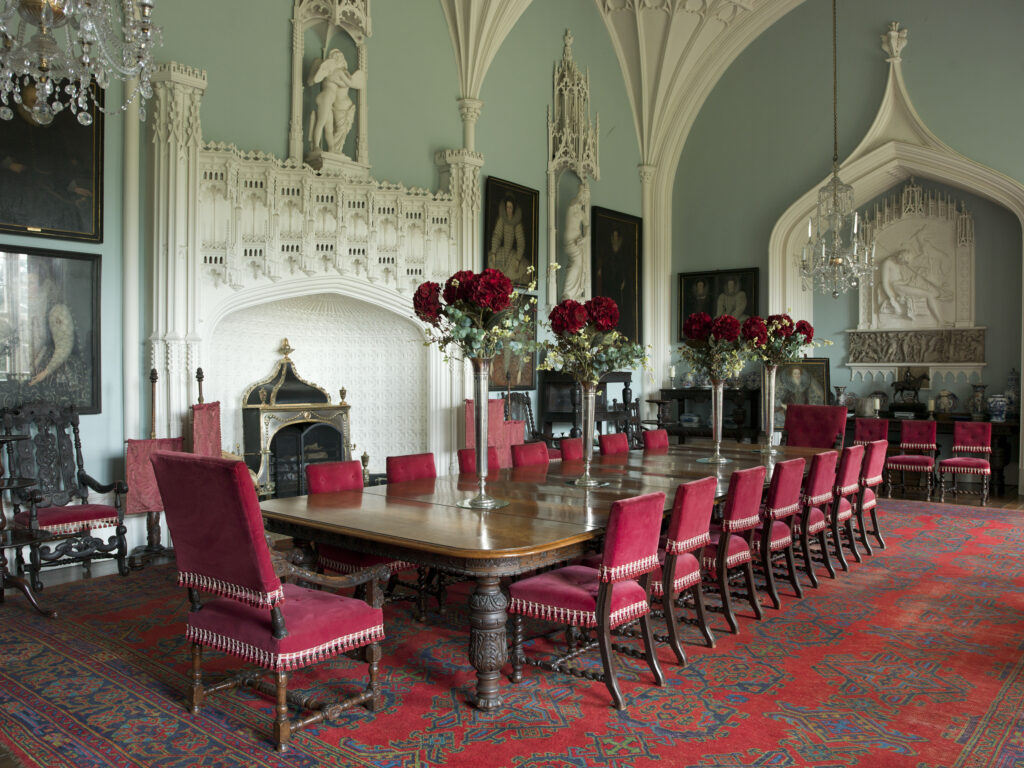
[489,194,528,284]
[307,49,366,156]
[878,249,945,326]
[561,182,590,302]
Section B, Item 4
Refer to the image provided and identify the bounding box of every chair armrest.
[267,540,388,607]
[78,470,128,497]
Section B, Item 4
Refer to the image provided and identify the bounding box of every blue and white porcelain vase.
[987,393,1009,423]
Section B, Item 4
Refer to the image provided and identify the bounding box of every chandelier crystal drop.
[0,0,161,125]
[800,0,875,299]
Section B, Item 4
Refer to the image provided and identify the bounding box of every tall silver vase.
[758,364,779,455]
[573,380,605,487]
[459,357,508,509]
[697,378,730,464]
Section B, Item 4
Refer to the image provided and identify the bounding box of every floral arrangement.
[741,313,820,365]
[413,268,535,360]
[538,296,647,385]
[677,312,748,382]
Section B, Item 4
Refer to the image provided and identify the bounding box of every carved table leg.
[129,510,175,569]
[468,575,508,710]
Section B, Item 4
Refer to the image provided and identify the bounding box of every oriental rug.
[0,499,1021,767]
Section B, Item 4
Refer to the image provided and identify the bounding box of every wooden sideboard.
[657,387,761,443]
[539,371,633,438]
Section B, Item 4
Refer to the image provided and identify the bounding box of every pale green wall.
[674,0,1023,409]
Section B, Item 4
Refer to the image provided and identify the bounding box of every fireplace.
[242,340,351,498]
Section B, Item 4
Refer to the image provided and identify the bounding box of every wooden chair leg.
[719,566,739,634]
[761,539,781,610]
[939,471,948,502]
[364,641,382,712]
[830,516,849,572]
[742,562,763,621]
[638,611,665,686]
[925,470,934,502]
[273,670,290,752]
[982,474,990,506]
[662,583,688,666]
[818,529,836,579]
[415,567,430,622]
[596,620,625,709]
[691,583,715,648]
[855,507,873,556]
[870,507,886,549]
[800,529,819,588]
[187,642,204,713]
[509,614,524,683]
[783,545,803,599]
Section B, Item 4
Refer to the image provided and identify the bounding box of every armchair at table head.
[702,465,767,634]
[856,440,889,554]
[784,404,847,449]
[939,421,992,506]
[386,452,437,483]
[853,417,889,446]
[798,449,839,588]
[599,432,630,456]
[511,441,551,468]
[508,492,666,709]
[150,451,386,752]
[755,457,806,610]
[884,420,937,500]
[642,429,670,452]
[457,446,501,474]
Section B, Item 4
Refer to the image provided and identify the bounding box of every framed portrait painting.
[771,357,830,428]
[0,87,104,242]
[484,176,538,288]
[677,267,758,340]
[591,206,642,344]
[489,300,537,391]
[0,245,101,413]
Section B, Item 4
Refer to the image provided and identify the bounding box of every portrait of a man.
[484,177,538,287]
[591,206,642,344]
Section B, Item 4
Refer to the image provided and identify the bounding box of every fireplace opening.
[270,422,346,497]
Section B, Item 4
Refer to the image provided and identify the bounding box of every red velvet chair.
[831,444,864,571]
[702,465,767,634]
[509,492,667,709]
[150,452,386,752]
[784,404,847,449]
[884,420,937,500]
[939,421,992,505]
[856,439,888,554]
[511,441,551,468]
[642,429,670,451]
[755,458,806,609]
[656,476,717,664]
[599,432,630,456]
[798,450,839,587]
[457,447,501,474]
[386,452,437,484]
[853,417,889,446]
[558,437,584,462]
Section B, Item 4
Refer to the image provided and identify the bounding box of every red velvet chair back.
[457,447,500,474]
[599,492,665,583]
[784,405,847,449]
[306,460,364,494]
[899,420,937,450]
[860,440,887,486]
[720,465,767,532]
[834,444,864,496]
[642,429,669,451]
[953,421,992,452]
[762,458,805,519]
[664,476,717,553]
[803,450,839,506]
[151,452,283,608]
[511,441,551,468]
[559,437,584,461]
[853,418,888,445]
[599,432,630,456]
[386,452,437,483]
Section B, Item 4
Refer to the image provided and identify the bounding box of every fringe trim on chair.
[802,491,833,506]
[953,445,991,454]
[185,623,384,672]
[508,597,650,629]
[860,497,876,512]
[599,554,659,583]
[765,502,800,520]
[938,466,991,476]
[886,460,934,471]
[837,507,853,522]
[39,517,119,535]
[665,532,710,555]
[178,572,285,609]
[806,518,828,535]
[852,439,873,446]
[703,549,752,572]
[834,482,859,497]
[768,534,793,551]
[319,556,412,575]
[653,569,702,595]
[860,474,883,487]
[722,513,761,532]
[900,442,937,451]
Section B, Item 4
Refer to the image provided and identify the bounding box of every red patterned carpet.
[1,499,1022,767]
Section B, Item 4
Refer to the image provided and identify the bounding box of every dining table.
[260,439,823,710]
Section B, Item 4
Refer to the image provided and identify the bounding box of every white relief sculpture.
[488,193,528,285]
[561,182,591,302]
[307,49,366,158]
[877,248,947,326]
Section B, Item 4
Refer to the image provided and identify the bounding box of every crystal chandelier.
[0,0,161,126]
[800,0,874,299]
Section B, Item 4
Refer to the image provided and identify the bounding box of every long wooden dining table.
[260,440,822,710]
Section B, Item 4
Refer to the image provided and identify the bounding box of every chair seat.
[14,504,119,535]
[938,456,992,475]
[755,520,793,551]
[804,506,828,535]
[885,455,935,471]
[836,497,853,522]
[317,544,412,575]
[651,550,701,596]
[860,486,877,512]
[186,582,385,672]
[508,565,650,629]
[702,532,752,573]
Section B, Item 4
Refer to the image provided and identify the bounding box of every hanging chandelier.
[0,0,161,126]
[800,0,874,299]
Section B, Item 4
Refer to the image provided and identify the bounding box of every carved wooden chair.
[784,404,847,449]
[855,439,888,554]
[755,457,806,610]
[938,421,991,505]
[797,450,839,587]
[509,492,666,709]
[151,452,386,752]
[884,420,937,500]
[830,444,864,571]
[2,402,129,590]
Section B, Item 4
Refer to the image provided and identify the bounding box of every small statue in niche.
[560,182,590,302]
[307,48,366,157]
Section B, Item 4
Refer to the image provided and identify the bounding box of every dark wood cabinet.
[539,371,633,438]
[659,387,761,443]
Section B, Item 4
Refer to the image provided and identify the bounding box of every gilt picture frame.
[484,176,538,288]
[678,268,759,341]
[489,300,537,391]
[591,206,642,344]
[771,357,830,428]
[0,245,101,413]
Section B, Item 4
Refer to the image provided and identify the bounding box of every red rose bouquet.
[539,296,647,385]
[413,268,535,360]
[677,312,748,382]
[742,313,820,365]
